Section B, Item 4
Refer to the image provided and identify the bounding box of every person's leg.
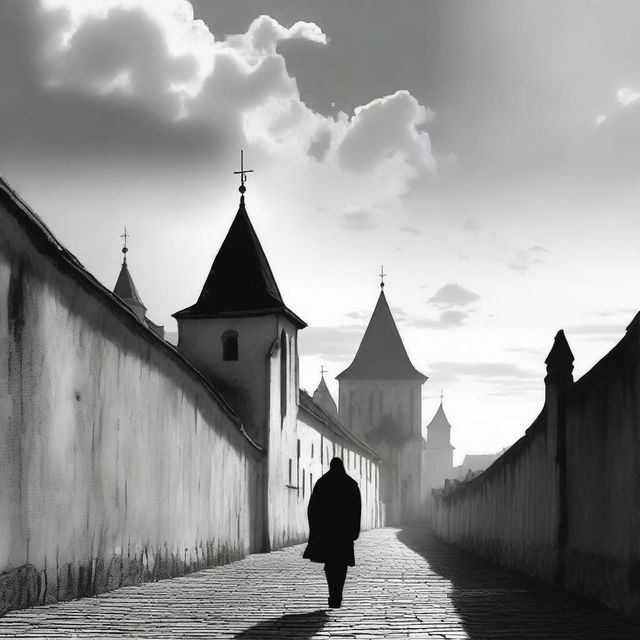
[324,563,348,608]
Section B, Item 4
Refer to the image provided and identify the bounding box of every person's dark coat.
[303,460,362,566]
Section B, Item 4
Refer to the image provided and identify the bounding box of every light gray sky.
[2,0,640,464]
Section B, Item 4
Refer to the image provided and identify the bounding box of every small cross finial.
[233,149,254,195]
[440,389,444,403]
[320,365,328,378]
[379,265,387,289]
[120,227,129,264]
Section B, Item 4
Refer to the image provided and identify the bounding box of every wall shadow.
[234,610,328,639]
[397,526,640,639]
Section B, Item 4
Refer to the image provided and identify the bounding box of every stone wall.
[0,181,265,614]
[429,327,640,618]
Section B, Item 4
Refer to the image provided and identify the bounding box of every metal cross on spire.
[440,389,444,403]
[120,227,129,264]
[379,265,387,289]
[320,365,328,378]
[233,149,254,194]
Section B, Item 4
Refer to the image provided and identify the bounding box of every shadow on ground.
[234,610,328,639]
[397,525,640,640]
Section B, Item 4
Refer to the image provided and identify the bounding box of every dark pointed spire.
[173,169,305,328]
[545,330,574,381]
[337,287,427,381]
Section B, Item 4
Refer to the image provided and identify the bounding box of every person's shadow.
[234,610,328,639]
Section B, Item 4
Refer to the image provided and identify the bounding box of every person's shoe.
[328,598,342,609]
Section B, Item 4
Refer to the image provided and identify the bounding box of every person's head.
[329,457,345,473]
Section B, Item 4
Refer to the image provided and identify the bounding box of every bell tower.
[337,272,427,524]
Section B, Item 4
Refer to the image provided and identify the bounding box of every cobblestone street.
[0,526,638,639]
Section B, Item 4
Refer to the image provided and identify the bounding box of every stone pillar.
[544,329,574,586]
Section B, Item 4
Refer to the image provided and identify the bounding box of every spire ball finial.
[120,227,129,264]
[379,265,387,289]
[233,149,254,197]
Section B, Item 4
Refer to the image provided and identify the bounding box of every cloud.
[340,210,377,231]
[586,307,637,318]
[617,87,640,107]
[566,323,625,336]
[428,283,481,307]
[462,218,482,233]
[503,247,546,273]
[430,360,538,385]
[400,226,422,236]
[1,1,438,210]
[408,310,470,329]
[298,325,363,359]
[336,90,435,176]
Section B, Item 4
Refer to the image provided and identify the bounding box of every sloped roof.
[312,375,338,417]
[114,261,146,311]
[425,401,454,449]
[174,196,306,328]
[337,290,427,381]
[426,402,451,430]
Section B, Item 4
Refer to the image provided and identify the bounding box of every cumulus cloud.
[0,0,437,210]
[428,283,480,307]
[337,90,435,176]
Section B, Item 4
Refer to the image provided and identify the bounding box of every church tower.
[337,278,427,524]
[173,163,306,450]
[423,395,454,494]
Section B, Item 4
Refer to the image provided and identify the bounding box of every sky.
[2,0,640,465]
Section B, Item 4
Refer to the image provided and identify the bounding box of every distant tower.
[423,393,454,494]
[312,366,338,418]
[113,228,164,338]
[172,155,306,449]
[337,271,427,524]
[113,227,147,322]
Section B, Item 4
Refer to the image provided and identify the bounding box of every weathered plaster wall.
[429,411,559,582]
[0,188,264,614]
[429,326,640,618]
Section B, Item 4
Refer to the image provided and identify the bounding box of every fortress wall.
[429,411,559,583]
[429,326,640,618]
[267,403,381,551]
[0,186,265,615]
[563,331,640,616]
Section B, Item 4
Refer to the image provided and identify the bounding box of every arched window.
[221,330,238,361]
[280,329,287,421]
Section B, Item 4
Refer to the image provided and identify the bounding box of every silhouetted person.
[303,457,362,608]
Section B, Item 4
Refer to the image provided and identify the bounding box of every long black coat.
[303,467,362,566]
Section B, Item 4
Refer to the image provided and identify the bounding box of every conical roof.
[114,260,146,316]
[174,196,306,328]
[312,375,338,417]
[337,289,427,381]
[425,401,454,449]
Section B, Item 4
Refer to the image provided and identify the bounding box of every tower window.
[221,330,238,361]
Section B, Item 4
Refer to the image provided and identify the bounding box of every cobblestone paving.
[0,526,639,639]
